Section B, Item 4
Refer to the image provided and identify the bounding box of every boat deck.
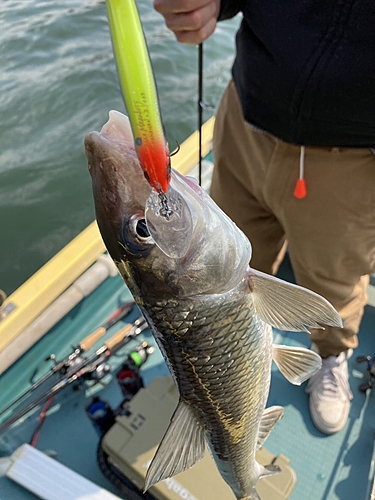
[269,256,375,500]
[0,255,374,500]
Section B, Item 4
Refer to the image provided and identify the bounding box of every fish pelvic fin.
[247,268,342,332]
[257,405,284,450]
[258,463,282,478]
[144,399,205,492]
[237,464,281,499]
[249,489,261,500]
[237,489,260,500]
[273,344,322,385]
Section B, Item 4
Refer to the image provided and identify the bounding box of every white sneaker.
[306,346,353,434]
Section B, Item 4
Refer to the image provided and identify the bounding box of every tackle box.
[102,376,296,500]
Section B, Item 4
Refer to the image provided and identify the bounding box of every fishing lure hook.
[169,141,180,158]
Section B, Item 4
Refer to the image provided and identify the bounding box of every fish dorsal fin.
[272,344,322,385]
[257,406,284,450]
[144,400,205,492]
[247,268,342,332]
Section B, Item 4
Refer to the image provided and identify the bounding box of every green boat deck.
[0,255,374,500]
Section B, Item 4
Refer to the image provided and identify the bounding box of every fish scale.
[142,282,272,497]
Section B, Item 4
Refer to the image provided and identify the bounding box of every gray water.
[0,0,239,295]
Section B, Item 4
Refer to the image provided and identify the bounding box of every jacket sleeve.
[218,0,245,21]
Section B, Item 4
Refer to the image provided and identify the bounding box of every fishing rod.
[198,43,203,186]
[31,337,154,447]
[197,43,214,187]
[0,316,148,434]
[0,302,134,419]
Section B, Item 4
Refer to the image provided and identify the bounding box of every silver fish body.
[85,111,343,500]
[143,279,272,498]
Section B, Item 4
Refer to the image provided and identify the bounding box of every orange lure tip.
[137,141,171,194]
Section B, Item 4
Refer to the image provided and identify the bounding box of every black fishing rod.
[198,43,203,186]
[0,301,134,419]
[0,316,148,434]
[197,43,214,188]
[0,316,147,434]
[0,303,137,422]
[30,335,154,448]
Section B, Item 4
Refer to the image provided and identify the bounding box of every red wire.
[105,301,135,324]
[30,395,55,447]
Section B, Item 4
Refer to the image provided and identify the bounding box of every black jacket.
[219,1,375,147]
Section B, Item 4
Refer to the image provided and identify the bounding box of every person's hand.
[153,0,221,45]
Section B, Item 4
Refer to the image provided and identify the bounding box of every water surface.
[0,0,239,294]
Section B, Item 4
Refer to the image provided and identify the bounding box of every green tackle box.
[102,376,296,500]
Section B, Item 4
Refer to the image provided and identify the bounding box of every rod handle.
[80,327,106,351]
[105,323,133,350]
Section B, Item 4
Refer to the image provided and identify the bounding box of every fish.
[84,110,343,500]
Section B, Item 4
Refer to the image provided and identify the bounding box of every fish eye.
[129,215,153,243]
[120,214,154,256]
[135,218,150,239]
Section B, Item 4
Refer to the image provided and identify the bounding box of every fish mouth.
[84,111,151,207]
[99,110,135,144]
[84,111,153,264]
[85,111,137,178]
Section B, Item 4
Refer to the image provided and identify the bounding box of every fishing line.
[198,43,214,187]
[169,141,180,157]
[198,43,203,186]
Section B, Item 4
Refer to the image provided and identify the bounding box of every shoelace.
[306,355,353,400]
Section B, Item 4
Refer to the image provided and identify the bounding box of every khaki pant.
[211,80,375,357]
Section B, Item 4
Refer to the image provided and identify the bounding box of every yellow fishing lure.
[106,0,170,193]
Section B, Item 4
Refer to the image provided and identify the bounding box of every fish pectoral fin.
[273,344,322,385]
[257,406,284,450]
[247,268,342,332]
[144,399,205,492]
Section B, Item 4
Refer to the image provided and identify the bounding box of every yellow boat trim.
[0,118,215,353]
[0,222,105,351]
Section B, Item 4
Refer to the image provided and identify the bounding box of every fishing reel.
[72,359,111,391]
[37,350,83,380]
[31,349,84,384]
[86,397,116,436]
[356,355,375,391]
[86,341,154,436]
[128,341,154,367]
[116,341,154,399]
[88,361,111,382]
